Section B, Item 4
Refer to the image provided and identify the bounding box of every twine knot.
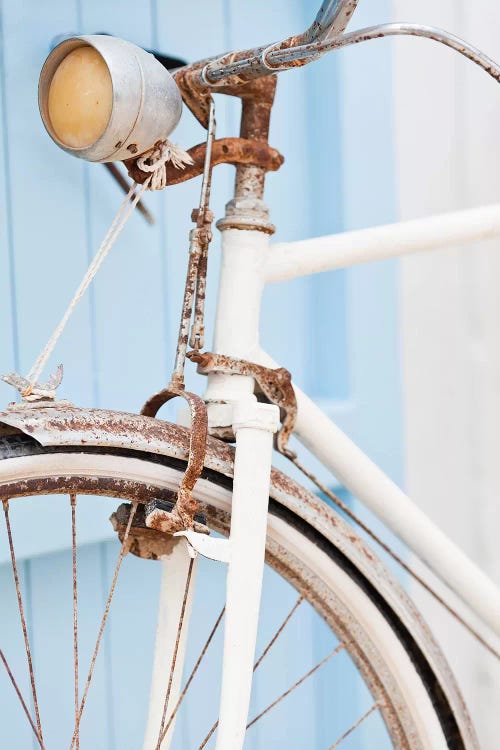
[137,140,194,191]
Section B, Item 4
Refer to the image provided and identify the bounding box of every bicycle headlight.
[38,35,182,162]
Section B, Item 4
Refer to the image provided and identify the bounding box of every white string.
[23,137,193,390]
[27,178,151,385]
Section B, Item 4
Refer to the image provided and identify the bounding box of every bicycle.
[1,1,500,748]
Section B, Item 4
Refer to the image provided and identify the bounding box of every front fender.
[0,405,233,477]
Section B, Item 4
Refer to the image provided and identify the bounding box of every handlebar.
[176,1,500,95]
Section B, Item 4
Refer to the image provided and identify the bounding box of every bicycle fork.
[176,397,278,750]
[201,164,278,746]
[216,398,279,750]
[143,391,277,749]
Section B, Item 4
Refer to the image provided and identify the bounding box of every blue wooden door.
[0,1,401,747]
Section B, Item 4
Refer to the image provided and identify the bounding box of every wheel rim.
[0,447,471,749]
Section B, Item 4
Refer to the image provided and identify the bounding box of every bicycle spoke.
[253,595,304,670]
[155,557,195,750]
[2,499,44,747]
[68,502,137,750]
[70,494,79,750]
[327,703,379,749]
[159,606,226,745]
[198,720,217,750]
[246,643,344,730]
[0,648,44,748]
[197,595,305,749]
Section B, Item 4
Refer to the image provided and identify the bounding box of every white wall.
[392,2,500,747]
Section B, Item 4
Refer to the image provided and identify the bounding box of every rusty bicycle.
[1,2,500,748]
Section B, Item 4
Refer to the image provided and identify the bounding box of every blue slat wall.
[0,1,399,747]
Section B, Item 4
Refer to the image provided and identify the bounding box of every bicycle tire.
[0,409,477,749]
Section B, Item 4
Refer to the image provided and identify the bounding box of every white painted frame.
[191,195,500,748]
[205,210,500,638]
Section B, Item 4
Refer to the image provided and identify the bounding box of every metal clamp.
[187,351,297,456]
[125,137,283,187]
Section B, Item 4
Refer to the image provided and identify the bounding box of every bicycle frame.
[156,176,495,749]
[207,196,500,635]
[168,12,500,735]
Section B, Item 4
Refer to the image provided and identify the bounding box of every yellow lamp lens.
[47,46,113,148]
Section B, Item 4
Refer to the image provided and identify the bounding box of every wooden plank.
[1,0,94,398]
[338,0,403,482]
[0,8,17,380]
[395,1,500,746]
[301,47,348,401]
[76,2,171,413]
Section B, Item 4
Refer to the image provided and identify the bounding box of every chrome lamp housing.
[39,34,183,163]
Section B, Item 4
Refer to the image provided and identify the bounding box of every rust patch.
[110,501,207,559]
[0,475,176,504]
[174,68,277,130]
[110,501,179,559]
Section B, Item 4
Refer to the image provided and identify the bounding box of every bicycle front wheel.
[0,407,476,749]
